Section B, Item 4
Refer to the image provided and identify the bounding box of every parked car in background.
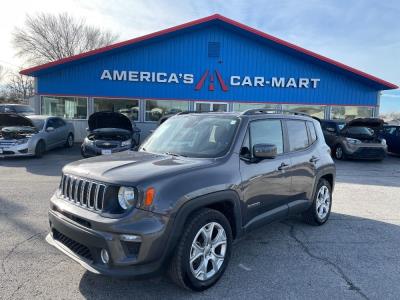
[381,125,400,154]
[0,104,35,115]
[81,111,141,157]
[320,118,387,160]
[0,113,74,158]
[47,110,335,291]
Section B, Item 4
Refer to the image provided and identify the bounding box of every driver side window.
[46,118,56,129]
[249,120,284,155]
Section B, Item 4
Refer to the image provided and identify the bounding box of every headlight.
[84,137,94,145]
[118,186,136,210]
[381,138,387,146]
[121,139,132,147]
[345,138,362,145]
[15,138,29,145]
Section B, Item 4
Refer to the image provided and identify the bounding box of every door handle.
[278,162,290,171]
[309,156,320,163]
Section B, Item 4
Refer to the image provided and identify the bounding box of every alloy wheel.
[335,146,343,159]
[316,185,330,219]
[189,222,227,281]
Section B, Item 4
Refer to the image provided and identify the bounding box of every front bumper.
[81,144,132,157]
[0,142,34,157]
[342,142,387,160]
[47,196,172,278]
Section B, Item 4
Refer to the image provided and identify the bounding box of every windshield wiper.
[163,152,187,157]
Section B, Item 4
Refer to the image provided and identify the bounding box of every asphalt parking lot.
[1,146,400,300]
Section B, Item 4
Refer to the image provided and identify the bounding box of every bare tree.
[13,13,119,65]
[6,72,34,102]
[0,65,8,83]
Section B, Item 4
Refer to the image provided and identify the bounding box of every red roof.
[20,14,398,89]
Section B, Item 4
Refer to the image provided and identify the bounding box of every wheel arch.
[164,190,243,263]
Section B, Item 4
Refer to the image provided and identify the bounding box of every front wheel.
[34,140,46,158]
[168,209,232,291]
[334,145,345,160]
[302,178,332,225]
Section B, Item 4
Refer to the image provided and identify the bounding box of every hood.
[346,118,384,130]
[88,112,133,131]
[0,113,35,128]
[62,151,214,185]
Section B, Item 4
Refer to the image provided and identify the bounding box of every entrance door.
[195,102,228,112]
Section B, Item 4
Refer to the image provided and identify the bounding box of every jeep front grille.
[59,174,106,211]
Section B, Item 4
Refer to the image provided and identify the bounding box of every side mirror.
[46,126,55,132]
[253,143,277,159]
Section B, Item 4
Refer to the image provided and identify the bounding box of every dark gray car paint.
[47,113,335,277]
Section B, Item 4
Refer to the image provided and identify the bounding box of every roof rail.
[241,108,311,117]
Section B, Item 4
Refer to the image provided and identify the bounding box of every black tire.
[34,140,46,158]
[168,208,233,291]
[302,178,332,226]
[65,133,74,148]
[333,144,345,160]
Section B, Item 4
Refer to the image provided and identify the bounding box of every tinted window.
[46,118,57,129]
[250,120,284,154]
[307,121,317,143]
[287,120,309,151]
[54,118,66,128]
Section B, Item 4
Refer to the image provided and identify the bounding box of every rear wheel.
[34,140,45,158]
[65,133,74,148]
[168,209,232,291]
[302,178,332,225]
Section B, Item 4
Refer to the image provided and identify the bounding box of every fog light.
[120,234,142,242]
[100,249,110,264]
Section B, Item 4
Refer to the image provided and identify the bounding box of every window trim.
[40,95,88,120]
[306,121,318,145]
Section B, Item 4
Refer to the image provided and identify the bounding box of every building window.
[94,98,139,121]
[145,100,189,122]
[41,96,87,119]
[282,104,325,119]
[233,103,277,113]
[330,106,374,121]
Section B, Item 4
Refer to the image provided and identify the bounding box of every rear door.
[285,120,318,204]
[53,118,68,145]
[239,119,292,224]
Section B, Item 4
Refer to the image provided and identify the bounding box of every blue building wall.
[37,24,378,106]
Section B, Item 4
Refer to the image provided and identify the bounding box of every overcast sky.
[1,0,399,112]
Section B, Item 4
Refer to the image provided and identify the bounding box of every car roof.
[0,103,31,106]
[26,115,53,120]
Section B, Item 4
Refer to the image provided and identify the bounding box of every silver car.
[0,113,74,158]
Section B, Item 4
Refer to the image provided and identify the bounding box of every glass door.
[195,102,228,112]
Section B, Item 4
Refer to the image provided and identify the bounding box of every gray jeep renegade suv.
[46,110,335,291]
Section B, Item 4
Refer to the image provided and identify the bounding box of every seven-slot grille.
[60,174,106,211]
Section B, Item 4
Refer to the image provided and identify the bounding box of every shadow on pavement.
[77,212,400,299]
[0,144,82,177]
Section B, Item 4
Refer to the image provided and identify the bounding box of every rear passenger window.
[287,120,309,151]
[250,120,284,154]
[307,121,317,144]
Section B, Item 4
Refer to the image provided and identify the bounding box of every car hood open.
[346,118,384,130]
[0,113,35,128]
[88,112,133,132]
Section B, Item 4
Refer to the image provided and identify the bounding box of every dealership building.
[21,14,398,141]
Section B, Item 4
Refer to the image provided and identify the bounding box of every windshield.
[29,119,45,130]
[140,115,240,158]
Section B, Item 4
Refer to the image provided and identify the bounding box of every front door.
[195,102,228,112]
[239,119,292,224]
